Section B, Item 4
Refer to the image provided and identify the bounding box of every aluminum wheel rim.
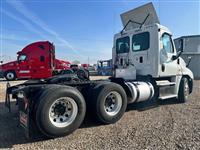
[104,91,122,116]
[49,97,78,128]
[7,72,14,80]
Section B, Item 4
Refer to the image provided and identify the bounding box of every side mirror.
[171,55,177,61]
[177,50,182,57]
[177,39,183,52]
[186,56,192,67]
[172,51,182,61]
[177,47,183,53]
[18,60,25,63]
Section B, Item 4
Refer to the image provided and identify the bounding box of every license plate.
[19,111,28,128]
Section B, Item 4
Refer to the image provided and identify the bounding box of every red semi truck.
[0,41,70,80]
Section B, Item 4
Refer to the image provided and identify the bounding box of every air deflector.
[120,2,160,31]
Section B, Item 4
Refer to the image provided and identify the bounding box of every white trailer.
[6,2,193,138]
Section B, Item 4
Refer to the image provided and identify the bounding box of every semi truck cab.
[5,3,194,139]
[0,41,70,80]
[114,24,193,77]
[113,2,193,100]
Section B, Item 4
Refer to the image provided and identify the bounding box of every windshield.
[116,36,130,53]
[18,54,27,61]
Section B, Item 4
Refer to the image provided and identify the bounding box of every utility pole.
[87,56,89,69]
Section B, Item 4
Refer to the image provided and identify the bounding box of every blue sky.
[0,0,200,64]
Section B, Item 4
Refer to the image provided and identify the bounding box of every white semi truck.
[6,3,193,138]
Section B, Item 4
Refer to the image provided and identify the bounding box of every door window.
[116,36,130,53]
[161,33,174,53]
[132,32,150,51]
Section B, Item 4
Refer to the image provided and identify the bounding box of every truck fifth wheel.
[6,2,193,138]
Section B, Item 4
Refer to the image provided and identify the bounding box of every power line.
[0,0,3,61]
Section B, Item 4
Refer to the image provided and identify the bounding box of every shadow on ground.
[0,98,181,148]
[127,98,180,112]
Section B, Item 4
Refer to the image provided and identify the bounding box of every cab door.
[30,55,52,79]
[17,54,31,78]
[159,32,179,77]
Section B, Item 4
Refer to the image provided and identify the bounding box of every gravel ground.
[0,78,199,149]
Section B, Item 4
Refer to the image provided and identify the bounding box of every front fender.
[180,67,194,94]
[182,67,194,80]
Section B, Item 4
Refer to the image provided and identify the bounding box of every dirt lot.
[0,78,200,149]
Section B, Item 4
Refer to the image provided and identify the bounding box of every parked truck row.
[0,41,94,80]
[6,3,193,139]
[0,41,71,80]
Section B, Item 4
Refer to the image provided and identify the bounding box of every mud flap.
[18,97,42,139]
[5,82,11,112]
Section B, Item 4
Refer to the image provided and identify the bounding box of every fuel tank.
[125,81,154,103]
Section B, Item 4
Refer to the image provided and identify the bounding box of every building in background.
[174,35,200,79]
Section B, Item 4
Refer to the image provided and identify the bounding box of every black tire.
[5,71,16,81]
[178,77,190,103]
[35,85,86,138]
[91,83,127,124]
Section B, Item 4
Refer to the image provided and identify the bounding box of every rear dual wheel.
[91,83,127,124]
[35,83,127,137]
[35,86,86,138]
